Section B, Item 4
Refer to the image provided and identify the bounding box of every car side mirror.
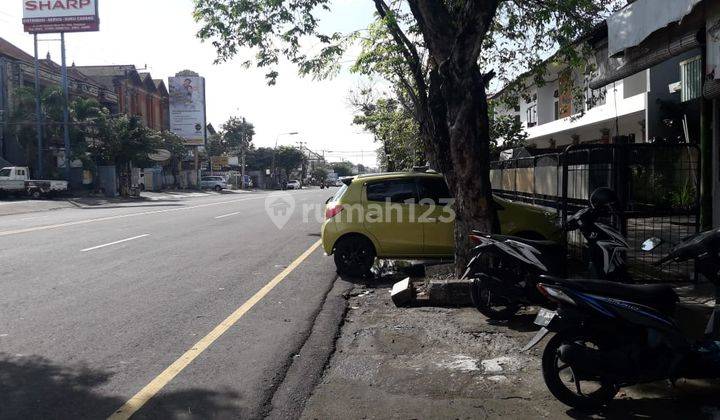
[641,237,663,252]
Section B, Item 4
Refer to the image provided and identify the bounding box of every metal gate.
[491,143,701,282]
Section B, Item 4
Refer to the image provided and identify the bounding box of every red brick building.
[75,65,169,131]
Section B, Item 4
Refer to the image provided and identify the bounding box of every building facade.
[496,0,718,227]
[75,65,169,131]
[0,36,118,167]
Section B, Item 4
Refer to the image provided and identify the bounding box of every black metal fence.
[491,143,701,282]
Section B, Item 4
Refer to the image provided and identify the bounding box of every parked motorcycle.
[464,188,630,320]
[524,228,720,409]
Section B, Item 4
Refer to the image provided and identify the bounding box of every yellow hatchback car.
[321,171,562,276]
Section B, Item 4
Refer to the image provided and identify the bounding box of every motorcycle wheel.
[542,329,619,410]
[470,276,520,321]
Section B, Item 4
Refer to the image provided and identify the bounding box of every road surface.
[0,188,339,419]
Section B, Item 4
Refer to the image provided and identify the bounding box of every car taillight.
[325,204,344,219]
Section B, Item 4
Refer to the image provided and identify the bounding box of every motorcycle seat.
[540,275,679,315]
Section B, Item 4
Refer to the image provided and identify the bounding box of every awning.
[608,0,702,57]
[590,31,701,90]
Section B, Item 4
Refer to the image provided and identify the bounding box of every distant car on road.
[0,166,68,198]
[286,180,302,190]
[334,179,343,187]
[201,176,228,192]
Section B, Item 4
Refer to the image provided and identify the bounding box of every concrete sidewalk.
[302,279,720,419]
[0,189,259,217]
[0,199,75,217]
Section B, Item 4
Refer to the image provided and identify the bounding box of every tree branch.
[372,0,428,102]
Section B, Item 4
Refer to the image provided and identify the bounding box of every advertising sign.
[210,156,229,171]
[169,76,206,146]
[23,0,100,34]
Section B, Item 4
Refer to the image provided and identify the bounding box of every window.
[526,104,537,127]
[0,169,10,177]
[366,179,418,203]
[680,56,702,102]
[332,184,348,202]
[417,178,453,206]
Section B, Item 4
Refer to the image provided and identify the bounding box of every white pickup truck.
[0,166,68,198]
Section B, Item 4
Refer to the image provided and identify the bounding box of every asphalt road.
[0,188,340,419]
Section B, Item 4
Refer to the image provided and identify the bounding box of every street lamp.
[272,132,299,189]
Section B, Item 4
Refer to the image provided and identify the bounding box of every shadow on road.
[0,353,242,419]
[564,379,720,419]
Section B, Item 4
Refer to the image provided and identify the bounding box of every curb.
[264,277,354,420]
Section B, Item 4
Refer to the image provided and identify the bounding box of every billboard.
[23,0,100,33]
[169,76,207,146]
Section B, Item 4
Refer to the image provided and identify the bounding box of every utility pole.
[241,117,247,189]
[60,32,71,183]
[297,141,307,184]
[33,34,43,178]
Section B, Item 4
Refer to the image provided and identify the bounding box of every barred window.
[680,56,702,102]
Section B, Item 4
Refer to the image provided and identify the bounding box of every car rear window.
[366,179,418,203]
[417,177,453,205]
[332,184,348,202]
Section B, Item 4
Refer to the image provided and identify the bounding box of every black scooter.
[524,228,720,409]
[463,188,630,320]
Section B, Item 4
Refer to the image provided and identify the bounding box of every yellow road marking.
[0,192,308,237]
[107,240,322,420]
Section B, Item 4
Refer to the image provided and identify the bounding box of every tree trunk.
[425,64,497,276]
[405,0,500,276]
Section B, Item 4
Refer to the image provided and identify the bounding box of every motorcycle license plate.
[534,309,557,327]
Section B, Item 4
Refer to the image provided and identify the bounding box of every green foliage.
[312,166,329,182]
[222,116,255,152]
[206,133,227,157]
[489,103,528,159]
[275,145,304,178]
[330,161,354,177]
[88,113,162,168]
[352,93,421,172]
[245,147,275,171]
[158,130,189,176]
[194,0,347,84]
[9,87,106,175]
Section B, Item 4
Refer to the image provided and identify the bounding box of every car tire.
[214,185,222,192]
[334,236,376,278]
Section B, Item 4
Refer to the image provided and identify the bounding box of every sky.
[1,0,380,167]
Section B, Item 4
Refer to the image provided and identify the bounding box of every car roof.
[351,171,443,183]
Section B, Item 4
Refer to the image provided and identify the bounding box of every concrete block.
[427,278,473,307]
[391,277,413,307]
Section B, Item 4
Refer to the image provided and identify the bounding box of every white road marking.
[81,234,150,252]
[214,211,242,219]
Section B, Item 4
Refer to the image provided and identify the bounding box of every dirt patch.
[302,282,720,420]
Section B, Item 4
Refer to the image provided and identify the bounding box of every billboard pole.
[33,33,43,178]
[60,32,71,182]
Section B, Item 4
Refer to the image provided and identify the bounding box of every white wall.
[523,75,648,147]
